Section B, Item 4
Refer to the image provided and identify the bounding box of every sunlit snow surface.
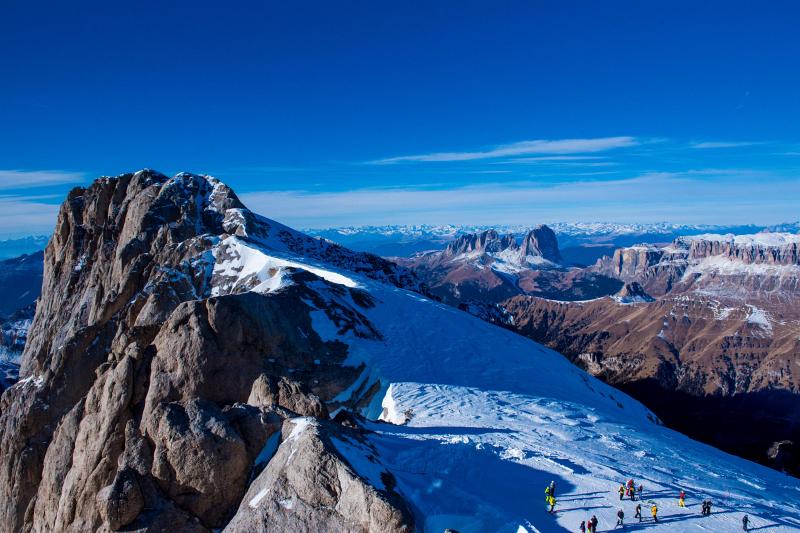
[211,235,359,295]
[213,236,800,532]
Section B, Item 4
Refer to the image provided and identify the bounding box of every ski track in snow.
[218,235,800,533]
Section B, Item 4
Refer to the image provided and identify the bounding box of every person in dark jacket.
[742,514,750,531]
[634,503,642,522]
[615,509,625,528]
[701,499,713,516]
[590,514,599,532]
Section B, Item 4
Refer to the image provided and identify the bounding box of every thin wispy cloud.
[503,156,606,163]
[470,170,513,174]
[0,169,85,237]
[0,169,84,190]
[0,197,61,238]
[241,168,796,227]
[369,136,638,164]
[690,141,761,149]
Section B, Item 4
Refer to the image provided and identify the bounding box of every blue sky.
[1,1,799,237]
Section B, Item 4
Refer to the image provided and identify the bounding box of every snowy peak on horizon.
[441,225,562,268]
[306,221,800,258]
[308,221,800,238]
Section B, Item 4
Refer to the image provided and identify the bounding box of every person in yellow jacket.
[651,503,659,522]
[618,484,625,500]
[547,494,556,513]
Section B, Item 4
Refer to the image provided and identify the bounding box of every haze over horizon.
[2,1,799,238]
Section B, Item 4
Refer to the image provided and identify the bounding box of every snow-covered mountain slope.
[219,223,800,532]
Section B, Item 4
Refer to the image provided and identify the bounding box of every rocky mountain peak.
[0,171,417,532]
[442,229,518,257]
[614,281,654,303]
[520,224,562,263]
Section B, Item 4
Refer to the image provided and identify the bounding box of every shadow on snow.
[369,427,574,533]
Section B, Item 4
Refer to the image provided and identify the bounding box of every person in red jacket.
[679,489,686,507]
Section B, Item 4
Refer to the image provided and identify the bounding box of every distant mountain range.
[307,221,800,262]
[0,251,43,316]
[0,235,49,260]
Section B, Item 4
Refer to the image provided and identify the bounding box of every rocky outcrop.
[768,440,800,475]
[592,244,686,296]
[397,225,623,305]
[614,282,654,303]
[0,171,416,533]
[439,225,562,264]
[520,225,562,263]
[226,418,412,533]
[684,234,800,265]
[593,233,800,298]
[442,229,517,258]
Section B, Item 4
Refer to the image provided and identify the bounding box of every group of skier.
[617,479,642,501]
[540,478,756,531]
[577,515,598,533]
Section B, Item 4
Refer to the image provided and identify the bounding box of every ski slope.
[214,224,800,533]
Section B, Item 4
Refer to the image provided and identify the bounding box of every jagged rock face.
[397,225,620,305]
[226,418,412,533]
[442,229,517,257]
[593,233,800,298]
[614,282,654,303]
[0,171,416,533]
[768,440,800,475]
[521,225,562,263]
[593,245,686,296]
[685,235,800,264]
